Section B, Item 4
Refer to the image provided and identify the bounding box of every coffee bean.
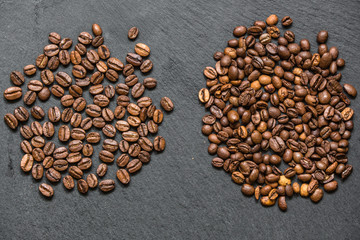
[73,97,87,112]
[160,97,174,112]
[140,59,153,73]
[86,132,101,144]
[69,166,83,179]
[55,72,72,87]
[66,152,82,163]
[53,159,68,172]
[77,179,89,194]
[20,125,33,139]
[43,156,54,168]
[143,77,157,89]
[4,113,18,129]
[123,64,134,76]
[38,87,51,101]
[82,144,93,157]
[48,106,61,122]
[59,38,72,49]
[31,106,45,120]
[117,169,130,185]
[24,64,37,76]
[78,32,93,45]
[105,69,119,82]
[10,71,25,86]
[128,27,139,40]
[63,175,75,190]
[41,69,54,85]
[58,125,70,142]
[317,30,328,43]
[21,154,34,172]
[126,53,142,67]
[59,50,70,65]
[92,36,104,47]
[45,168,61,182]
[49,32,61,44]
[4,87,22,101]
[87,173,98,188]
[102,139,118,152]
[98,45,110,60]
[20,140,32,154]
[39,183,54,198]
[99,179,115,192]
[131,83,145,98]
[107,57,124,71]
[72,65,87,78]
[43,142,55,156]
[343,84,357,97]
[97,163,108,177]
[99,150,115,163]
[48,56,59,70]
[281,16,293,27]
[31,136,45,148]
[92,23,102,36]
[154,136,166,152]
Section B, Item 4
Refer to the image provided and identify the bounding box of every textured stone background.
[0,0,359,239]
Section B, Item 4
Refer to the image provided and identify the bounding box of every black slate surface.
[0,0,360,239]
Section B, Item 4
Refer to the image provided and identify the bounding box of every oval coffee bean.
[63,175,75,190]
[4,87,22,101]
[39,183,54,198]
[117,169,130,185]
[99,179,115,192]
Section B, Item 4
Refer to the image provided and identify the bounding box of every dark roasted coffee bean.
[78,32,93,45]
[98,45,110,59]
[59,50,70,65]
[48,56,59,70]
[143,77,157,89]
[107,57,124,71]
[14,106,29,122]
[38,87,51,101]
[31,106,45,120]
[117,169,130,185]
[43,142,55,156]
[53,159,68,172]
[51,85,64,98]
[87,173,98,188]
[92,36,104,47]
[82,144,93,157]
[160,97,174,112]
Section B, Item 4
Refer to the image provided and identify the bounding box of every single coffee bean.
[45,168,61,182]
[343,84,357,97]
[126,53,142,66]
[78,157,92,171]
[99,150,115,163]
[102,124,116,138]
[44,44,59,57]
[59,38,73,49]
[86,104,101,117]
[87,173,98,188]
[14,106,29,122]
[58,125,70,142]
[317,30,328,43]
[107,57,124,71]
[119,140,130,153]
[99,179,115,192]
[82,144,94,157]
[93,117,106,128]
[36,54,48,68]
[31,136,45,148]
[92,36,104,47]
[117,169,130,185]
[38,87,51,101]
[10,71,25,86]
[160,97,174,112]
[105,69,119,82]
[72,65,87,78]
[43,142,55,156]
[23,91,37,105]
[47,56,59,70]
[43,156,54,168]
[69,166,83,179]
[281,16,293,27]
[127,159,142,173]
[97,163,108,177]
[92,23,102,36]
[51,85,64,98]
[39,183,54,198]
[53,159,68,172]
[32,148,45,162]
[69,84,83,97]
[49,32,61,44]
[75,43,87,55]
[66,152,82,163]
[103,139,118,152]
[143,77,157,89]
[4,86,22,101]
[4,113,18,129]
[63,175,75,190]
[53,147,68,159]
[104,85,115,99]
[98,45,110,59]
[20,125,33,139]
[21,154,34,172]
[59,50,70,65]
[86,132,101,144]
[55,72,72,87]
[32,163,43,180]
[128,27,139,40]
[78,32,93,45]
[154,136,166,152]
[24,64,37,76]
[48,106,61,122]
[140,59,153,73]
[73,97,87,112]
[75,77,90,87]
[123,64,134,76]
[31,106,45,120]
[20,140,32,154]
[77,179,89,194]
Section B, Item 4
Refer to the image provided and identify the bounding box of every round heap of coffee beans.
[4,24,174,198]
[199,15,356,211]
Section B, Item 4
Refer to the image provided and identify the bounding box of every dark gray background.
[0,0,359,239]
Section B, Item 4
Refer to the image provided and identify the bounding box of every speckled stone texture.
[0,0,359,239]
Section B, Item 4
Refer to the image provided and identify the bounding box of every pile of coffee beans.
[199,15,356,211]
[4,24,173,198]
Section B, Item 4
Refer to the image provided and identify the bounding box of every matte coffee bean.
[53,160,68,172]
[107,57,124,71]
[21,140,32,154]
[10,71,25,86]
[140,59,153,73]
[31,106,45,120]
[32,164,43,180]
[43,142,55,156]
[143,77,157,89]
[49,32,61,44]
[38,87,51,101]
[51,85,64,98]
[127,159,142,173]
[69,166,83,179]
[31,121,43,135]
[78,32,93,45]
[59,50,70,65]
[59,38,73,49]
[82,144,94,157]
[92,36,104,47]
